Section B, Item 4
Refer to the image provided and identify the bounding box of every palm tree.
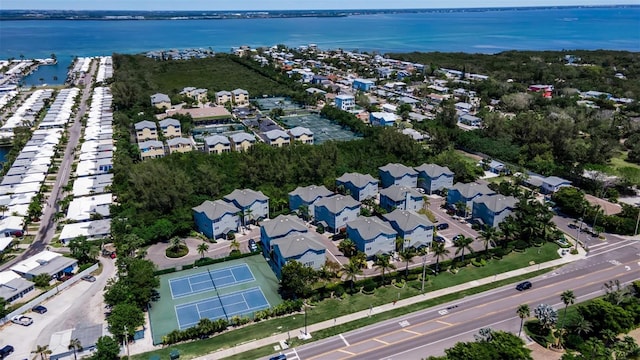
[196,243,209,259]
[560,290,575,330]
[31,345,52,360]
[517,304,530,337]
[342,259,363,292]
[453,235,474,262]
[432,242,450,274]
[338,239,357,257]
[0,204,8,218]
[398,248,416,277]
[298,205,310,221]
[478,225,500,253]
[395,236,406,252]
[351,251,367,269]
[68,338,82,360]
[169,236,184,251]
[245,208,254,226]
[229,238,240,253]
[571,315,593,337]
[374,254,396,285]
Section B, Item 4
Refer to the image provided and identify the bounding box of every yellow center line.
[373,338,390,345]
[436,320,454,326]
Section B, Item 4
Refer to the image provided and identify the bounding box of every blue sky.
[3,0,638,11]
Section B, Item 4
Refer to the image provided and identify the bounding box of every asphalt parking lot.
[0,258,114,360]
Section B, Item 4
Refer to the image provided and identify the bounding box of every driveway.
[146,225,262,270]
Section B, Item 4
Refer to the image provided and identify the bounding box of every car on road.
[436,223,449,230]
[81,275,96,282]
[11,315,33,326]
[0,345,14,359]
[31,305,47,314]
[516,281,532,291]
[269,355,287,360]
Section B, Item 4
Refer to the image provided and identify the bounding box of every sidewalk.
[189,247,587,360]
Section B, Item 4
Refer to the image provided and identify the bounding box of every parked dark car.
[516,281,532,291]
[0,345,14,359]
[436,223,449,230]
[32,305,47,314]
[434,236,446,243]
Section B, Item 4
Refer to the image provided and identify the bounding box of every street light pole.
[635,203,640,236]
[304,304,308,336]
[421,254,427,292]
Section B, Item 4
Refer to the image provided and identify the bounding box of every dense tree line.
[390,50,640,100]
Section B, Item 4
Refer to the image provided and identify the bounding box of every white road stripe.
[340,333,350,346]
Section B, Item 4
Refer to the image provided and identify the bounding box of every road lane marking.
[403,329,421,335]
[374,338,390,345]
[321,261,640,360]
[398,320,410,327]
[306,259,640,360]
[338,349,355,355]
[436,320,454,326]
[339,333,349,346]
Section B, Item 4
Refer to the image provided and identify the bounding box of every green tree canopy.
[280,260,317,300]
[106,302,145,340]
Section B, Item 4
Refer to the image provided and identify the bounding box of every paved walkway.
[176,248,588,360]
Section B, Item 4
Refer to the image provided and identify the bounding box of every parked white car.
[11,314,33,326]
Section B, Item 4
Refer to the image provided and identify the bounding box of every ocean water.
[0,7,638,66]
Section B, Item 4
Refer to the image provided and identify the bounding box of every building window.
[305,261,314,267]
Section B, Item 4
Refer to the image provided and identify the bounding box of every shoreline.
[1,5,639,21]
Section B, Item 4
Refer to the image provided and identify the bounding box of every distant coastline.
[1,5,638,21]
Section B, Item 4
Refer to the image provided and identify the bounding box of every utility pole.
[304,303,308,337]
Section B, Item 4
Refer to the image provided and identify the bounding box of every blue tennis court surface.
[175,287,270,329]
[169,263,255,299]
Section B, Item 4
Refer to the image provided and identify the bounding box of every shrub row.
[161,299,303,345]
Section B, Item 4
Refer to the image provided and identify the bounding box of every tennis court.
[175,287,270,329]
[254,97,303,111]
[169,263,255,298]
[280,113,360,144]
[149,255,282,344]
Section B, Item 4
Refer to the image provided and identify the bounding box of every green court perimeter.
[148,255,281,345]
[280,113,360,144]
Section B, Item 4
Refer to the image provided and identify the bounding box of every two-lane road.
[273,240,640,360]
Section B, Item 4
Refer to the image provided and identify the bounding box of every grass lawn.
[132,243,561,360]
[484,175,511,184]
[586,152,640,186]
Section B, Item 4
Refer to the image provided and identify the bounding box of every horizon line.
[3,4,639,12]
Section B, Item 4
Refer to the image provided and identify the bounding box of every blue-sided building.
[314,194,361,234]
[353,78,375,92]
[192,199,241,239]
[414,163,454,195]
[346,217,397,258]
[471,195,518,228]
[260,215,308,258]
[383,209,434,249]
[378,163,418,189]
[336,172,379,202]
[379,185,424,212]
